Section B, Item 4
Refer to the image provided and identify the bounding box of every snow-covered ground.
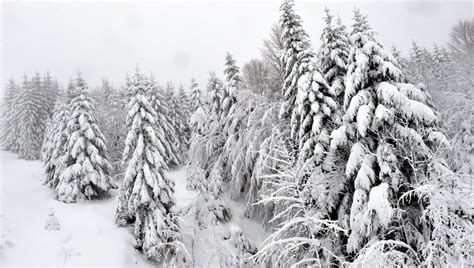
[0,151,267,267]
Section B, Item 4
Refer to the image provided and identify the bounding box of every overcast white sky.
[1,0,473,91]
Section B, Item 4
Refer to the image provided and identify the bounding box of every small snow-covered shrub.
[44,209,61,231]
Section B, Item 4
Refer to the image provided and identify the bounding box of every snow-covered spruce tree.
[94,79,126,170]
[42,100,70,189]
[303,13,353,229]
[31,72,56,150]
[55,75,114,203]
[296,7,349,218]
[42,72,59,120]
[425,44,469,138]
[406,42,435,84]
[17,74,46,160]
[249,100,351,266]
[163,81,175,104]
[189,78,203,113]
[115,70,187,263]
[176,84,193,145]
[1,79,21,152]
[431,44,450,83]
[93,79,113,130]
[351,152,473,267]
[278,0,313,120]
[42,94,62,162]
[147,77,182,166]
[176,85,191,120]
[390,45,409,81]
[164,81,189,163]
[318,8,350,106]
[404,41,471,141]
[281,6,337,171]
[42,120,53,161]
[206,72,224,118]
[66,79,80,103]
[166,83,189,162]
[221,52,242,120]
[119,74,134,109]
[276,0,338,171]
[41,73,61,161]
[329,10,464,264]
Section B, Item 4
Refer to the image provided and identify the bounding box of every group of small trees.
[403,22,473,175]
[53,71,192,262]
[90,79,127,170]
[1,73,58,160]
[185,53,244,227]
[186,0,473,266]
[1,69,195,263]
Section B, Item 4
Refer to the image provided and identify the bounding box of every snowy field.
[0,151,266,267]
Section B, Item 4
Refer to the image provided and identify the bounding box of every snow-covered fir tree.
[41,72,59,120]
[206,72,224,118]
[250,5,347,266]
[40,73,60,159]
[330,10,458,262]
[391,45,408,76]
[1,79,21,152]
[432,44,449,80]
[66,79,79,102]
[252,6,471,268]
[31,72,56,149]
[189,78,203,112]
[407,42,434,84]
[166,83,190,162]
[278,1,338,170]
[318,8,350,106]
[56,74,114,203]
[147,76,182,166]
[278,0,313,120]
[176,85,191,120]
[164,81,189,163]
[42,100,70,189]
[93,79,126,172]
[115,69,187,263]
[221,52,242,120]
[17,74,46,160]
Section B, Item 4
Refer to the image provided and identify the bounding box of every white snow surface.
[0,151,267,267]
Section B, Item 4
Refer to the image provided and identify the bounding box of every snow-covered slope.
[0,151,154,266]
[0,151,267,266]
